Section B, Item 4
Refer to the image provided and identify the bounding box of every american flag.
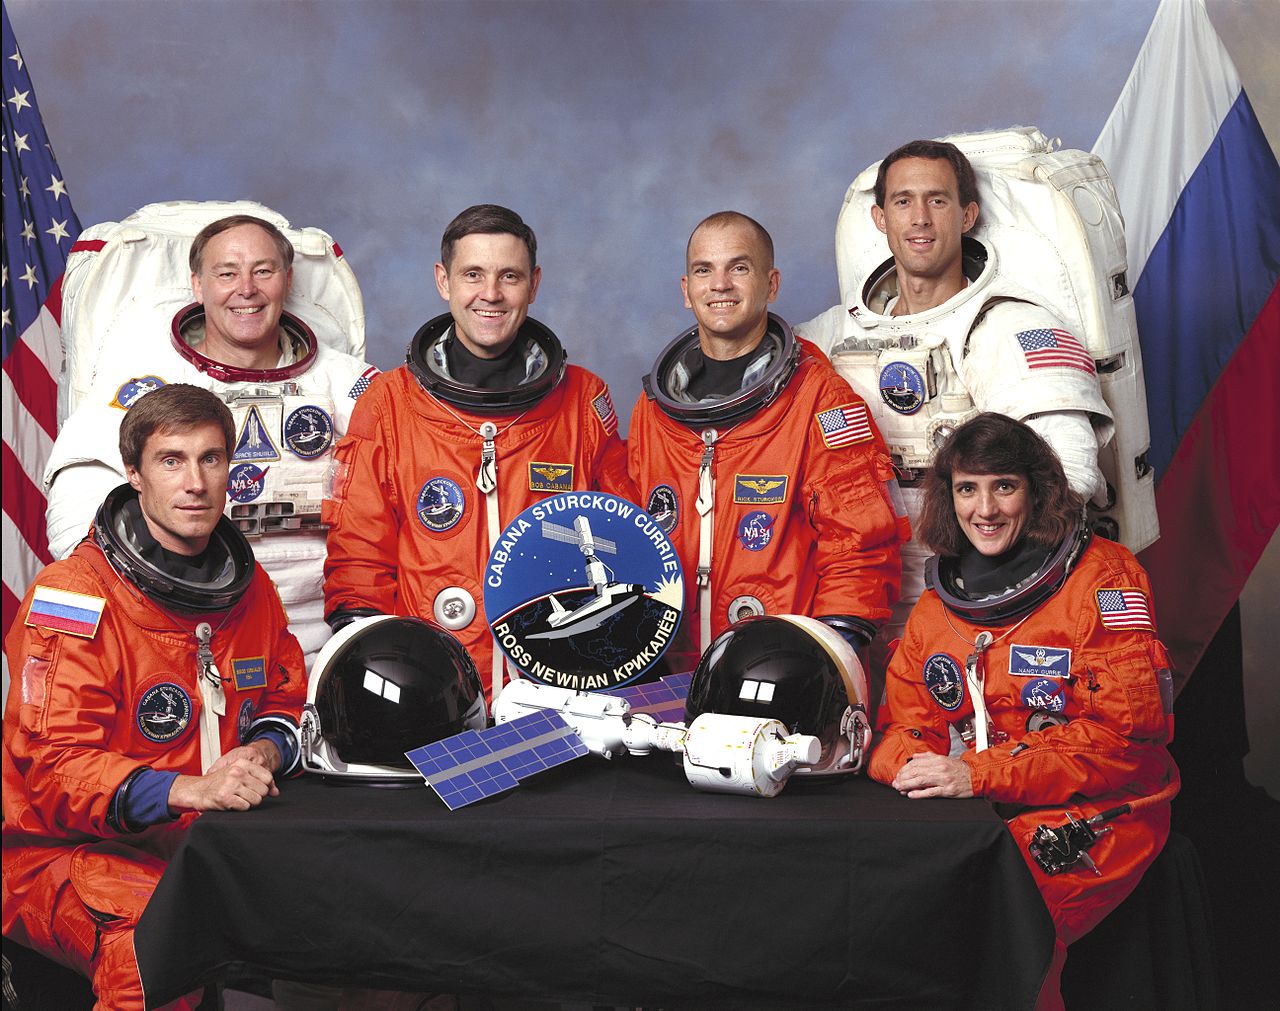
[592,388,617,436]
[1096,587,1153,632]
[3,9,81,637]
[815,403,872,449]
[347,364,379,400]
[1016,328,1097,375]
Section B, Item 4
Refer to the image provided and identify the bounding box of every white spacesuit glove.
[1025,410,1107,506]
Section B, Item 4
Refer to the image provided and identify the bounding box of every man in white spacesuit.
[797,139,1113,651]
[43,215,377,664]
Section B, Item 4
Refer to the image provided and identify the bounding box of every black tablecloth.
[136,757,1053,1009]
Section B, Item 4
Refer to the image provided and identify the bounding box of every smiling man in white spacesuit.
[798,140,1114,652]
[43,215,377,665]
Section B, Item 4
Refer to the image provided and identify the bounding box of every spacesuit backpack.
[830,127,1158,552]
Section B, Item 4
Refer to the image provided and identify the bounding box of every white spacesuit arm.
[792,304,847,355]
[1024,410,1106,506]
[46,460,127,558]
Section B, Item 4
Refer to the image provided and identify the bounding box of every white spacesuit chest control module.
[811,126,1158,552]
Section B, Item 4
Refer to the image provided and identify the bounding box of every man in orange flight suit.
[324,205,635,700]
[628,211,905,672]
[3,384,305,1011]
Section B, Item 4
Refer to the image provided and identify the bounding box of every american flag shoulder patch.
[592,388,618,436]
[348,365,380,400]
[26,585,107,639]
[1015,328,1097,375]
[1096,587,1153,632]
[814,402,873,449]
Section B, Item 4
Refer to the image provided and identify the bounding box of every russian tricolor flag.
[1094,0,1280,684]
[26,584,106,639]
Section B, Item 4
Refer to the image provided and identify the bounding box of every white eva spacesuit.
[798,128,1159,644]
[42,201,374,663]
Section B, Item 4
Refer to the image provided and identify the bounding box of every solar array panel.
[406,710,589,810]
[605,671,693,725]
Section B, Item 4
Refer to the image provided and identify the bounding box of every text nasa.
[486,494,681,588]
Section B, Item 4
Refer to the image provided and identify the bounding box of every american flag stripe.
[1096,587,1153,631]
[1016,328,1097,375]
[3,10,81,638]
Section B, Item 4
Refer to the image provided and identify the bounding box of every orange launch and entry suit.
[628,338,905,668]
[323,363,635,700]
[870,534,1178,1003]
[3,537,305,1011]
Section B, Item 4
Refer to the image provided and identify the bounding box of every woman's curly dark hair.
[917,413,1084,556]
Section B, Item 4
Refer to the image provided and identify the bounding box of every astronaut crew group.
[4,138,1170,1010]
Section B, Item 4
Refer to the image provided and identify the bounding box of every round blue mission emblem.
[923,653,965,711]
[879,361,926,415]
[137,683,193,743]
[283,405,334,459]
[484,492,685,691]
[417,477,465,533]
[645,484,679,534]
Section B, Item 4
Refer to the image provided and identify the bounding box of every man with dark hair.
[798,139,1113,658]
[44,213,377,664]
[324,204,635,700]
[628,211,906,670]
[4,384,305,1011]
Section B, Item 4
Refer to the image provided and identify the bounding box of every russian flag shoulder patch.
[26,585,108,639]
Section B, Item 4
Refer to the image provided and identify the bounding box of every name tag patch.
[529,462,574,493]
[734,474,788,505]
[1009,644,1071,678]
[233,657,267,691]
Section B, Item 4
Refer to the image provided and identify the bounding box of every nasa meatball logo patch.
[879,362,926,415]
[484,492,684,691]
[645,484,679,534]
[737,511,775,551]
[137,683,193,743]
[1021,677,1067,713]
[227,463,268,503]
[417,477,465,533]
[923,653,965,711]
[284,406,334,459]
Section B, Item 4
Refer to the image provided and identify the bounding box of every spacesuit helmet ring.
[171,303,319,383]
[92,483,255,613]
[927,519,1092,626]
[406,312,568,415]
[683,613,872,775]
[642,312,800,428]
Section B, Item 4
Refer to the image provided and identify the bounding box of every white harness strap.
[475,421,506,697]
[963,631,994,752]
[694,429,718,654]
[195,621,226,774]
